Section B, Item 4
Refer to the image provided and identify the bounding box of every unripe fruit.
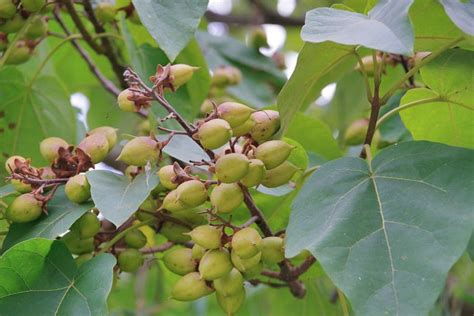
[215,153,249,183]
[249,110,280,143]
[211,66,242,87]
[242,261,263,279]
[199,249,233,280]
[124,165,140,181]
[176,180,208,207]
[6,193,42,223]
[240,159,265,187]
[200,98,214,114]
[261,237,285,264]
[157,165,177,190]
[137,119,150,135]
[135,196,158,221]
[0,14,25,34]
[169,64,199,89]
[231,251,261,273]
[217,102,253,128]
[210,183,243,213]
[78,133,110,163]
[11,179,32,193]
[232,227,262,259]
[117,89,136,112]
[172,208,207,226]
[188,225,222,250]
[124,229,147,249]
[95,2,116,24]
[70,212,100,239]
[117,136,160,166]
[192,244,206,260]
[162,190,188,213]
[214,268,244,297]
[232,117,256,137]
[62,231,94,255]
[25,16,47,39]
[171,272,214,301]
[5,155,26,174]
[21,0,46,12]
[255,140,294,170]
[163,248,197,275]
[39,137,69,162]
[261,161,299,188]
[216,288,246,315]
[89,126,118,149]
[344,119,369,146]
[0,0,16,19]
[65,174,91,204]
[75,253,93,267]
[197,119,232,150]
[160,221,191,243]
[5,41,30,65]
[118,248,144,273]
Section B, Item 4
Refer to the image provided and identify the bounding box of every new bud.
[176,180,208,207]
[217,102,253,128]
[210,183,243,213]
[188,225,223,250]
[261,161,299,188]
[78,133,110,163]
[65,174,91,204]
[95,2,116,24]
[215,153,249,183]
[199,249,233,280]
[261,237,285,264]
[240,159,266,187]
[214,268,244,297]
[231,227,262,259]
[117,89,137,112]
[70,212,100,239]
[157,165,178,190]
[163,248,197,275]
[171,272,214,301]
[88,126,118,149]
[169,64,199,89]
[124,230,147,249]
[117,136,160,166]
[255,140,294,170]
[6,193,42,223]
[197,119,232,150]
[118,249,144,273]
[216,288,246,315]
[249,110,280,143]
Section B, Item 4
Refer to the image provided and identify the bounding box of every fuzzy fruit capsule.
[210,183,243,213]
[261,161,299,188]
[78,133,110,164]
[249,110,280,143]
[70,212,100,239]
[162,190,188,213]
[117,89,136,112]
[213,268,244,297]
[117,136,160,166]
[216,287,246,315]
[163,248,197,276]
[160,221,191,243]
[88,126,118,149]
[4,40,31,65]
[192,244,206,260]
[40,137,69,163]
[197,119,232,150]
[62,230,94,255]
[255,140,294,170]
[231,250,261,273]
[171,272,214,301]
[124,229,147,249]
[215,153,250,183]
[169,64,199,89]
[157,165,178,190]
[232,117,256,137]
[118,249,144,273]
[199,249,233,280]
[188,225,223,250]
[261,236,285,264]
[65,174,91,204]
[176,180,208,207]
[11,179,32,193]
[231,227,262,259]
[6,193,42,223]
[240,159,266,187]
[0,0,16,19]
[217,102,253,128]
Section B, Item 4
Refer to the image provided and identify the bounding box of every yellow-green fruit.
[200,98,214,114]
[211,66,242,87]
[255,140,294,170]
[217,102,253,128]
[215,153,249,183]
[118,249,144,273]
[117,136,160,166]
[231,251,261,273]
[117,89,136,112]
[172,208,207,226]
[39,137,69,163]
[5,155,26,174]
[5,41,30,64]
[192,244,206,260]
[89,126,118,148]
[25,16,47,39]
[0,14,26,33]
[188,225,222,250]
[216,288,246,315]
[176,180,208,207]
[95,2,116,23]
[78,133,110,163]
[11,179,32,193]
[261,161,299,188]
[135,196,158,222]
[171,272,214,301]
[169,64,199,89]
[214,268,244,297]
[197,119,232,150]
[0,0,16,19]
[240,159,265,187]
[249,110,280,143]
[157,165,177,190]
[65,174,91,204]
[162,190,188,212]
[210,183,243,213]
[21,0,46,12]
[75,253,93,267]
[261,237,285,264]
[70,212,100,239]
[344,119,369,146]
[124,165,140,181]
[6,193,42,223]
[137,119,150,135]
[160,221,191,243]
[199,249,233,280]
[232,227,262,259]
[124,229,147,249]
[232,117,256,137]
[242,261,263,279]
[163,248,197,275]
[62,231,94,255]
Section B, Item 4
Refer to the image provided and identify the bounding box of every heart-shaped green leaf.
[286,141,474,316]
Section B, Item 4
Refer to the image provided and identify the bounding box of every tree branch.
[241,187,273,237]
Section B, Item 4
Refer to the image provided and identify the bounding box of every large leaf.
[286,141,474,315]
[132,0,208,61]
[87,169,159,227]
[2,187,93,251]
[439,0,474,36]
[158,134,209,164]
[302,0,415,55]
[277,42,357,133]
[400,49,474,148]
[0,238,115,315]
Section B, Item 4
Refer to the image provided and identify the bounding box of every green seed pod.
[25,16,47,39]
[171,272,214,301]
[172,208,207,226]
[157,165,178,190]
[0,0,16,19]
[231,251,261,273]
[39,137,69,163]
[217,102,253,128]
[216,287,246,315]
[0,14,26,33]
[4,40,31,64]
[75,253,93,267]
[11,179,32,193]
[118,249,144,273]
[162,190,188,213]
[124,229,147,249]
[160,221,191,243]
[261,237,285,264]
[197,119,232,150]
[261,161,299,188]
[215,153,249,183]
[78,133,110,163]
[211,66,242,88]
[95,2,116,24]
[214,268,244,297]
[344,119,369,146]
[192,244,206,260]
[231,227,262,259]
[210,183,243,213]
[135,196,158,222]
[65,174,91,204]
[163,248,197,275]
[240,159,265,187]
[117,89,136,112]
[242,261,263,279]
[70,212,100,239]
[255,140,294,170]
[117,136,160,167]
[61,231,94,255]
[21,0,46,12]
[6,193,42,223]
[249,110,280,143]
[88,126,118,149]
[199,249,233,280]
[176,180,208,207]
[232,117,256,137]
[188,225,222,250]
[169,64,199,89]
[5,155,26,174]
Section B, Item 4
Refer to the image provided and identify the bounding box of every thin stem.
[240,216,259,228]
[0,14,37,68]
[97,218,154,254]
[242,187,273,237]
[291,256,316,277]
